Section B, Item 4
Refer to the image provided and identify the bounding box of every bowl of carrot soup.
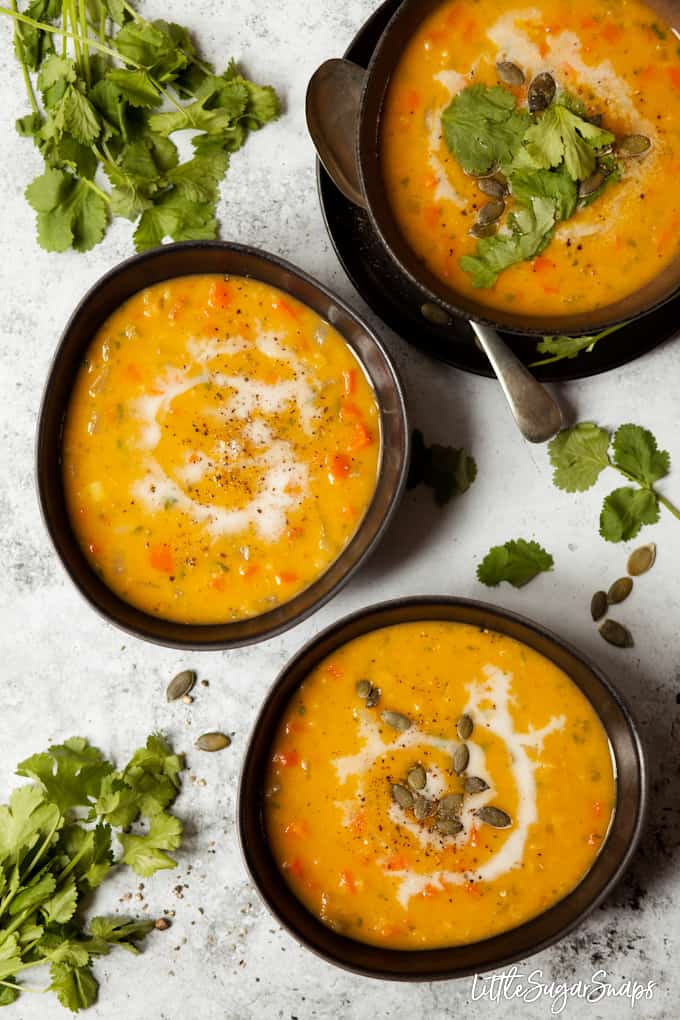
[239,598,646,978]
[37,243,408,648]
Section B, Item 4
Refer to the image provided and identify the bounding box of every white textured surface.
[0,2,678,1018]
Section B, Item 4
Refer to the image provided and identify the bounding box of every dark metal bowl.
[238,597,647,980]
[36,242,409,650]
[357,0,680,336]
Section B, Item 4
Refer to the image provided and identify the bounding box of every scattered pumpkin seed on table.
[166,669,196,702]
[599,619,634,648]
[195,732,231,752]
[608,576,633,604]
[627,543,656,576]
[590,590,608,622]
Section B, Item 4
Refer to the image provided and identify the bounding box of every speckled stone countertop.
[0,1,678,1018]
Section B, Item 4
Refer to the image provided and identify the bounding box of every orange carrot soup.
[265,622,615,949]
[381,0,680,315]
[62,276,380,624]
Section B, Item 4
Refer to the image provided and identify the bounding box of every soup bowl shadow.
[238,596,647,980]
[36,242,409,650]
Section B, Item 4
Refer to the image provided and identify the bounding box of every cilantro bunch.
[442,83,620,287]
[549,422,680,541]
[0,734,184,1011]
[4,0,280,252]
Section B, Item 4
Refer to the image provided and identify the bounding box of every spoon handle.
[470,322,563,443]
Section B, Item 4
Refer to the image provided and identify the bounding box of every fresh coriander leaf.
[39,936,90,969]
[600,486,659,542]
[531,323,626,366]
[148,82,248,136]
[41,876,78,925]
[611,423,670,486]
[0,984,19,1005]
[548,422,611,492]
[92,775,141,829]
[113,20,188,82]
[557,90,587,116]
[0,934,23,982]
[88,916,154,954]
[16,112,43,137]
[12,0,57,71]
[54,86,102,145]
[165,153,229,203]
[50,961,98,1012]
[441,84,530,175]
[0,784,61,862]
[37,54,76,93]
[239,78,281,129]
[8,873,56,916]
[17,737,113,813]
[406,429,476,504]
[509,165,577,221]
[89,79,128,136]
[133,189,217,251]
[460,195,555,287]
[477,539,554,588]
[25,170,109,253]
[106,69,161,108]
[192,124,246,156]
[523,102,614,180]
[119,811,183,876]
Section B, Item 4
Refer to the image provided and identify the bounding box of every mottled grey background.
[0,1,678,1018]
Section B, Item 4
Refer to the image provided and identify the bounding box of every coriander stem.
[10,0,39,114]
[121,0,141,20]
[68,0,83,74]
[77,0,90,84]
[657,492,680,520]
[0,8,142,68]
[80,175,112,204]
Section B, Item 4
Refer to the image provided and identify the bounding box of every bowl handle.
[306,59,367,209]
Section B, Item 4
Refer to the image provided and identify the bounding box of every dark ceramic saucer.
[317,0,680,382]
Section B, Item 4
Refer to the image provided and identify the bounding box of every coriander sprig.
[549,422,680,542]
[2,0,281,253]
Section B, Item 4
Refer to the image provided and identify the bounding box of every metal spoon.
[306,59,563,444]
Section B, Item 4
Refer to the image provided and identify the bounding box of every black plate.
[317,0,680,381]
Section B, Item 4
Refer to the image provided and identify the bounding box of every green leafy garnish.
[549,422,680,541]
[3,3,280,253]
[477,539,554,588]
[522,103,614,180]
[531,322,627,366]
[441,84,530,175]
[0,733,184,1011]
[406,429,477,504]
[459,195,555,288]
[442,81,621,288]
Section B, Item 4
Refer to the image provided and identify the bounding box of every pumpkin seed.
[381,710,411,732]
[627,543,656,576]
[365,686,381,708]
[476,806,512,828]
[590,590,608,622]
[166,669,196,702]
[356,679,372,699]
[496,60,525,86]
[421,302,451,325]
[438,793,463,817]
[413,795,434,821]
[578,167,607,199]
[464,776,489,794]
[477,199,505,226]
[599,619,634,648]
[195,731,231,752]
[452,743,470,775]
[391,783,414,810]
[437,818,464,836]
[469,221,497,239]
[407,765,427,791]
[528,72,556,112]
[477,177,507,199]
[617,134,651,157]
[608,576,633,604]
[457,714,474,740]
